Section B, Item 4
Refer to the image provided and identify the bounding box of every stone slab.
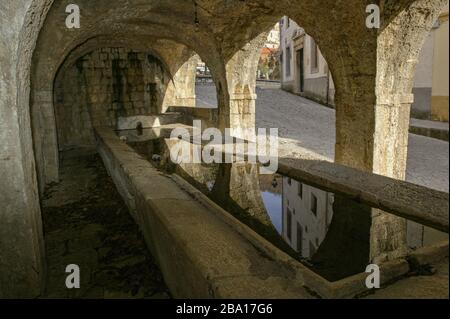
[278,157,449,233]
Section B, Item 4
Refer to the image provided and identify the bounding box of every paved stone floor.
[41,152,170,299]
[197,84,449,192]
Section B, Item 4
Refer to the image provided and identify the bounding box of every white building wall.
[279,16,335,105]
[280,17,298,83]
[282,177,333,257]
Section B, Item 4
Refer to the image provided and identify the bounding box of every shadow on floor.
[41,152,170,299]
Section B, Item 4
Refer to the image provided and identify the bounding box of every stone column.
[0,0,47,298]
[229,89,257,139]
[334,0,446,263]
[335,88,411,263]
[31,88,60,191]
[162,55,198,112]
[370,94,414,262]
[224,32,267,139]
[371,0,446,263]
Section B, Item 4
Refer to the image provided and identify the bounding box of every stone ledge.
[94,127,449,299]
[410,125,449,142]
[278,157,449,233]
[94,127,313,298]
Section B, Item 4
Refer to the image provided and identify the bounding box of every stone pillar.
[370,94,414,262]
[334,0,446,263]
[0,0,46,298]
[224,32,267,139]
[371,0,446,263]
[335,88,411,263]
[229,88,257,139]
[31,88,60,191]
[162,55,198,112]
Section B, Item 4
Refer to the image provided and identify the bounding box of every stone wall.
[411,87,432,119]
[303,76,335,107]
[0,0,48,298]
[54,48,170,150]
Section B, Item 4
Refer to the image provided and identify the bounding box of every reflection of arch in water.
[209,163,301,257]
[280,177,370,281]
[310,195,372,282]
[281,177,448,281]
[211,163,270,226]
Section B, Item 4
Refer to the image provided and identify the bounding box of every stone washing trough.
[95,126,449,298]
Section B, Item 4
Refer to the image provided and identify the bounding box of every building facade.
[280,9,448,121]
[279,17,335,106]
[412,5,449,121]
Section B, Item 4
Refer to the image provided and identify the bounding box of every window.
[287,177,292,185]
[296,223,303,253]
[298,183,303,199]
[286,209,292,241]
[310,38,319,73]
[310,193,318,216]
[287,17,290,28]
[285,46,291,77]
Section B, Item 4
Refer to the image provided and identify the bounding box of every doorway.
[297,48,304,93]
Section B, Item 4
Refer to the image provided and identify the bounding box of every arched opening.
[195,57,219,109]
[54,47,173,154]
[256,17,337,160]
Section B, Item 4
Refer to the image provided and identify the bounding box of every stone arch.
[36,36,224,189]
[32,37,190,190]
[53,45,176,152]
[223,32,269,137]
[370,0,448,263]
[374,0,447,179]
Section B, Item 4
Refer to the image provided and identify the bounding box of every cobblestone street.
[197,84,449,192]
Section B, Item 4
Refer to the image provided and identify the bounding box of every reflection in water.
[280,176,334,258]
[260,174,448,280]
[261,191,282,233]
[260,174,373,280]
[122,129,448,282]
